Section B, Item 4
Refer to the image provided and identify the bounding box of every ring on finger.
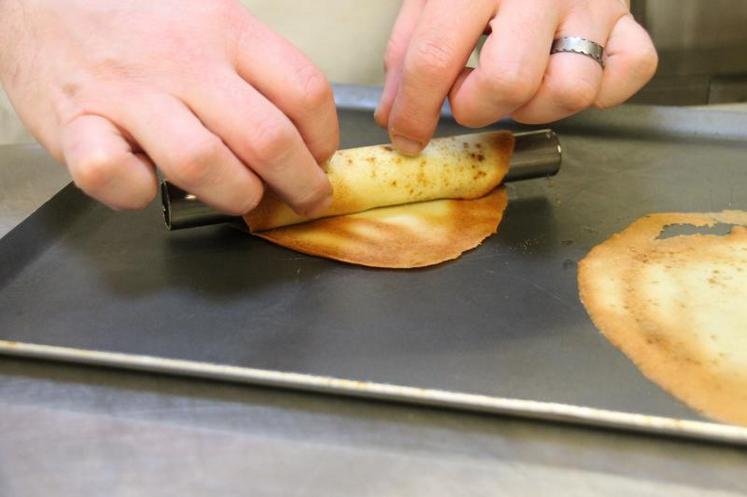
[550,36,605,68]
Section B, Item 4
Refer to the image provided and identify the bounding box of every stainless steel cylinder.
[162,128,561,230]
[161,181,236,231]
[507,129,562,182]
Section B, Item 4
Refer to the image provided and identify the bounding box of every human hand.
[376,0,657,155]
[0,0,338,214]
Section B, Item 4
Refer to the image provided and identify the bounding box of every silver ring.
[550,37,605,68]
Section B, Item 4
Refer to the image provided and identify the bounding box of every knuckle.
[550,77,598,113]
[89,57,139,83]
[293,64,333,114]
[406,38,453,78]
[479,68,537,108]
[73,150,116,194]
[173,135,224,187]
[249,118,296,165]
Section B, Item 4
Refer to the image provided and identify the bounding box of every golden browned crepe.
[578,211,747,426]
[257,187,508,268]
[244,131,514,268]
[245,131,513,231]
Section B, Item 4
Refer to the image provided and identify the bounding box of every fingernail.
[300,187,333,218]
[312,193,333,216]
[391,134,423,156]
[373,108,385,128]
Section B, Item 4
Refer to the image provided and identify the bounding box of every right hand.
[0,0,338,215]
[375,0,657,156]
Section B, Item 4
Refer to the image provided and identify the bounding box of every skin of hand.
[0,0,338,215]
[375,0,658,155]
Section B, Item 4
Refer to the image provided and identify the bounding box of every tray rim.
[2,339,746,446]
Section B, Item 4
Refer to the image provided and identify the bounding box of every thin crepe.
[245,131,513,231]
[578,211,747,426]
[256,187,508,268]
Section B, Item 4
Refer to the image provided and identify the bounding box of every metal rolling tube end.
[506,129,562,182]
[161,128,562,231]
[161,181,235,231]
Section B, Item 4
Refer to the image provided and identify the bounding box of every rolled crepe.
[245,131,513,231]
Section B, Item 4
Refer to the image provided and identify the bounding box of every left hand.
[375,0,657,155]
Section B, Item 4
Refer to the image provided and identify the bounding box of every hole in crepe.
[657,223,740,240]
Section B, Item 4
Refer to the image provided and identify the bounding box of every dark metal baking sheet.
[1,102,747,444]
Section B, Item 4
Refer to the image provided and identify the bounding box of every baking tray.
[2,93,747,444]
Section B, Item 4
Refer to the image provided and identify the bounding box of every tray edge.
[2,339,745,447]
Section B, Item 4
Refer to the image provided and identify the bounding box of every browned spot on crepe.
[578,211,747,426]
[256,188,508,268]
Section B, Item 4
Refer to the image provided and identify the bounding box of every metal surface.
[162,129,562,230]
[1,105,747,445]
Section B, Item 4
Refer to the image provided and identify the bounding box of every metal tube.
[161,181,236,231]
[162,129,561,230]
[508,129,562,182]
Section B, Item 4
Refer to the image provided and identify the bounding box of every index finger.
[233,15,340,164]
[387,0,494,155]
